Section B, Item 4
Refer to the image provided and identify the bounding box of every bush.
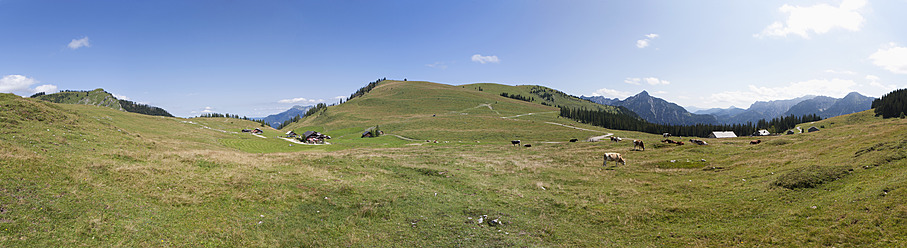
[773,165,849,189]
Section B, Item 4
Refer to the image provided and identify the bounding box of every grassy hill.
[34,88,173,117]
[2,86,906,247]
[282,80,633,143]
[34,88,124,110]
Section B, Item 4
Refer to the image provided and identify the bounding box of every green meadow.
[1,81,906,247]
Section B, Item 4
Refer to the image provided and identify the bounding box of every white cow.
[603,153,626,166]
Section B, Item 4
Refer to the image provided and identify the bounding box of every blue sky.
[2,0,905,116]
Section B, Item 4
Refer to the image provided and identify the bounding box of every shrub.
[773,165,849,189]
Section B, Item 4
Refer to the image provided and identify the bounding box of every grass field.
[2,83,906,247]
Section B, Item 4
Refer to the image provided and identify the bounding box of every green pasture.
[1,91,906,246]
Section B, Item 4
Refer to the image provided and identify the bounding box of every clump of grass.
[773,165,850,189]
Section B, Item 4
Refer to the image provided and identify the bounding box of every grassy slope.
[283,80,619,143]
[462,83,629,114]
[34,88,123,111]
[2,88,906,247]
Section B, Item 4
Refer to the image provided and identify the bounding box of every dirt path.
[543,122,614,141]
[251,133,267,139]
[501,111,558,119]
[388,134,419,141]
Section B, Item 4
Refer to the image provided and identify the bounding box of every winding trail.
[501,111,558,119]
[388,134,419,141]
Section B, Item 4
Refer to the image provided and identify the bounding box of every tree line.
[500,92,533,102]
[119,100,173,117]
[347,78,386,101]
[559,106,821,137]
[195,113,269,127]
[872,88,907,118]
[276,103,329,130]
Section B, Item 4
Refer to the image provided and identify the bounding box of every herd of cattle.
[513,133,764,166]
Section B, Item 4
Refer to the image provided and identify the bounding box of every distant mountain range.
[260,105,312,128]
[582,91,718,125]
[582,91,875,125]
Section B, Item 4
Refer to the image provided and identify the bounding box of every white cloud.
[471,54,500,64]
[68,37,90,50]
[112,93,129,100]
[625,77,670,85]
[0,75,39,92]
[706,78,859,107]
[278,97,325,104]
[865,75,880,81]
[590,87,632,99]
[0,75,58,95]
[824,69,857,75]
[426,62,448,69]
[868,43,907,74]
[636,33,659,48]
[865,74,898,92]
[333,96,345,99]
[756,0,865,38]
[34,85,59,94]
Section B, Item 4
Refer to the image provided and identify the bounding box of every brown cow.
[603,153,626,166]
[750,140,761,144]
[633,140,645,151]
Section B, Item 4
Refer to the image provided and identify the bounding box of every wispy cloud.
[755,0,866,38]
[824,69,857,75]
[706,78,859,107]
[636,33,659,48]
[625,77,670,85]
[868,43,907,74]
[191,106,215,114]
[590,87,632,99]
[278,97,325,104]
[0,74,58,95]
[68,37,90,50]
[471,54,500,64]
[426,61,448,69]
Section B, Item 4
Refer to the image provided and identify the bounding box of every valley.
[1,81,906,247]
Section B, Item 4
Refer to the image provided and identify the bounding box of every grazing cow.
[676,141,684,145]
[633,140,645,151]
[662,139,677,144]
[524,144,532,147]
[689,139,708,145]
[610,136,622,142]
[603,153,626,166]
[750,140,761,144]
[663,133,671,138]
[511,140,521,146]
[569,138,578,143]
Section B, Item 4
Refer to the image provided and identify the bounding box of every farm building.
[251,128,263,134]
[299,131,331,144]
[808,126,820,132]
[708,131,737,138]
[786,130,795,135]
[756,129,770,136]
[286,131,297,138]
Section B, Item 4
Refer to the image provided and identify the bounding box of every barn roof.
[710,131,737,138]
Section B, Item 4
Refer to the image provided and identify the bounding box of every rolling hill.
[281,80,638,142]
[2,82,906,247]
[33,88,173,117]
